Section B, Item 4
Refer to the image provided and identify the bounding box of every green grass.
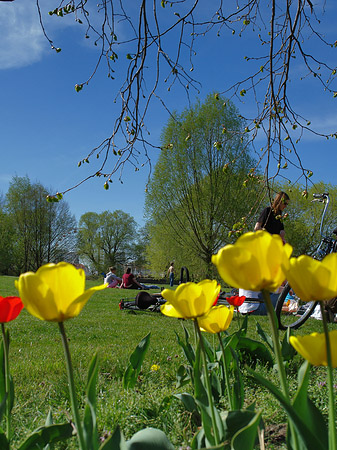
[1,275,335,449]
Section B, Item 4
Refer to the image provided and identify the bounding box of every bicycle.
[275,192,337,330]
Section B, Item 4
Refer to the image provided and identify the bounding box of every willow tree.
[145,94,259,278]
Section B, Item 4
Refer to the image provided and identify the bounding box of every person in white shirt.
[238,289,279,315]
[104,267,122,288]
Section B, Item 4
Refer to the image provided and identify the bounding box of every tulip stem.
[261,290,288,396]
[1,324,10,445]
[58,322,86,450]
[194,321,220,446]
[217,332,234,410]
[236,307,241,330]
[262,290,299,450]
[320,303,337,450]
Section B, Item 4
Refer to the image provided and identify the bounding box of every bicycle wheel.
[275,282,318,330]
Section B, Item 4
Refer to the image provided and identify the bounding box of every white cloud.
[0,1,48,69]
[303,113,337,138]
[0,0,81,70]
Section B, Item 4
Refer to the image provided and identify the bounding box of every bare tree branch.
[35,0,337,199]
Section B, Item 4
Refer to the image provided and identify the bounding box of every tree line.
[2,95,337,280]
[0,176,146,277]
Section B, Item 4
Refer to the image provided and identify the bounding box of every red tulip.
[213,292,221,306]
[0,296,23,323]
[226,295,246,307]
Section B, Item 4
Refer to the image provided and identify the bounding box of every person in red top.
[121,267,143,289]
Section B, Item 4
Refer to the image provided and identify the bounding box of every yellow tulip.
[198,305,234,333]
[212,231,292,291]
[160,280,220,319]
[290,330,337,367]
[15,262,107,322]
[286,253,337,302]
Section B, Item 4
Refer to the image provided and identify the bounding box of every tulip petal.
[198,305,234,333]
[287,254,337,302]
[212,231,292,292]
[64,284,108,320]
[38,262,85,308]
[160,302,184,318]
[0,296,23,323]
[16,262,106,322]
[290,330,337,367]
[16,272,60,321]
[161,280,220,319]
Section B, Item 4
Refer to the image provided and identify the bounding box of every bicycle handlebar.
[311,193,330,238]
[312,192,329,201]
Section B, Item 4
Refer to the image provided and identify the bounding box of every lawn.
[0,275,335,449]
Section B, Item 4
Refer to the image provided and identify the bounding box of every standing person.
[167,262,174,287]
[239,192,290,315]
[254,191,289,242]
[120,267,144,289]
[104,267,122,288]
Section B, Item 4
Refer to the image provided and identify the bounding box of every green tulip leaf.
[83,353,99,449]
[0,331,14,422]
[231,410,262,450]
[238,314,249,336]
[8,372,14,416]
[0,393,7,424]
[123,333,151,389]
[202,334,217,363]
[291,361,328,446]
[222,410,257,438]
[281,328,296,362]
[210,370,222,402]
[219,333,243,410]
[126,428,174,449]
[247,367,327,450]
[229,347,244,410]
[0,339,5,404]
[44,410,53,450]
[176,364,191,388]
[173,392,199,413]
[191,426,205,449]
[17,423,74,450]
[194,341,215,445]
[45,409,53,426]
[193,340,224,445]
[99,425,127,450]
[236,336,274,368]
[255,322,274,351]
[0,428,9,450]
[175,325,195,367]
[191,426,228,450]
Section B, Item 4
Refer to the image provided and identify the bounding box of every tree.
[145,94,260,278]
[129,225,150,273]
[34,1,337,200]
[282,182,337,257]
[5,176,77,273]
[77,210,137,273]
[0,209,16,274]
[76,212,101,271]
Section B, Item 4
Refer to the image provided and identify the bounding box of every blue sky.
[1,1,337,227]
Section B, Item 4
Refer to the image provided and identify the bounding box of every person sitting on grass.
[120,267,144,290]
[104,266,122,288]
